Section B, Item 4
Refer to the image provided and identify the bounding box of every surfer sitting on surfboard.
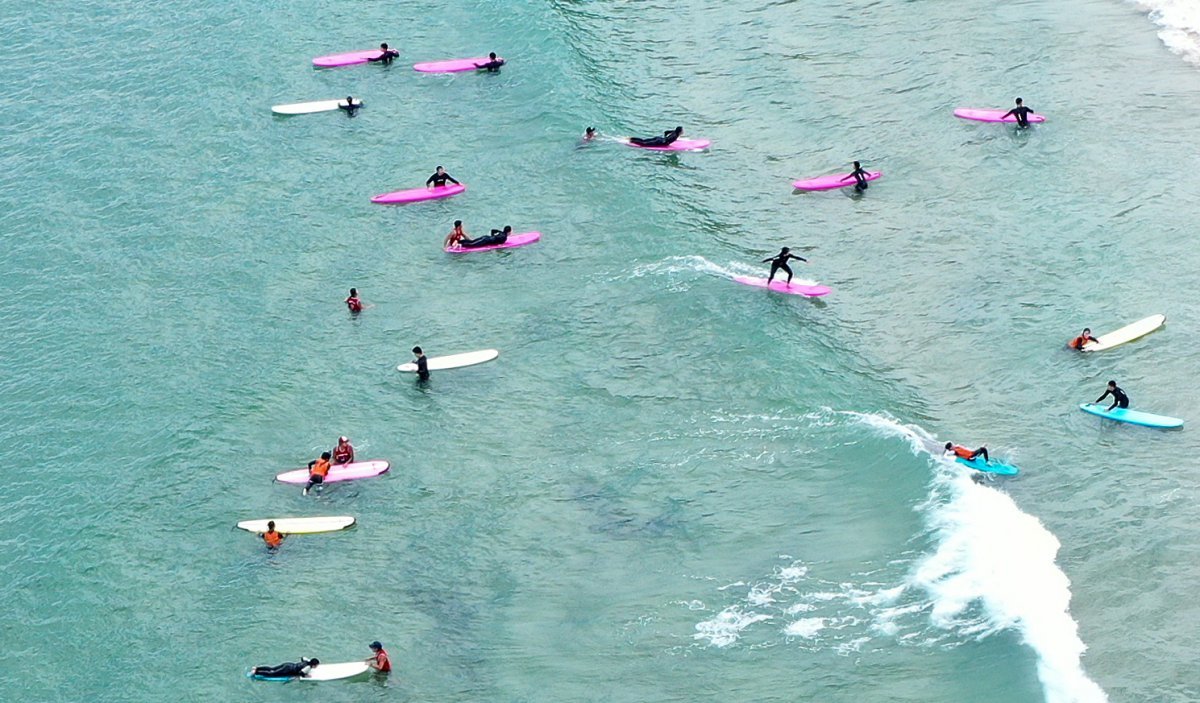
[1002,98,1035,129]
[332,436,354,465]
[629,126,682,148]
[367,42,399,64]
[762,247,808,285]
[475,52,505,72]
[303,452,332,496]
[944,442,989,462]
[1096,381,1129,411]
[411,347,430,381]
[426,166,460,189]
[841,161,871,192]
[1069,328,1100,350]
[253,658,318,679]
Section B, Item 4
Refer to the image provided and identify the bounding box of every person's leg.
[767,262,781,283]
[781,263,793,283]
[974,447,989,462]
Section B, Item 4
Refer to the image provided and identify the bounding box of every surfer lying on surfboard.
[762,247,808,284]
[629,126,682,148]
[1002,98,1035,128]
[253,658,318,679]
[474,52,505,72]
[1069,328,1100,350]
[303,452,332,495]
[426,166,460,189]
[841,161,872,192]
[367,42,398,64]
[1096,381,1129,411]
[944,442,989,462]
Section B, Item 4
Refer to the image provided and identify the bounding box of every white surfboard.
[305,662,370,681]
[271,99,362,115]
[236,516,356,534]
[397,349,499,373]
[1082,314,1165,352]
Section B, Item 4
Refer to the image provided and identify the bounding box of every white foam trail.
[1134,0,1200,65]
[629,255,818,286]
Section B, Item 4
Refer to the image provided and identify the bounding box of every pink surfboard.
[733,275,831,297]
[621,138,711,152]
[371,183,465,205]
[953,108,1046,124]
[313,50,388,68]
[275,460,390,485]
[413,57,498,73]
[445,231,541,253]
[792,171,881,191]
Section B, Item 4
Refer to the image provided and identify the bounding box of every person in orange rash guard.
[332,436,354,465]
[944,442,989,463]
[304,452,332,495]
[260,520,284,549]
[1069,328,1099,350]
[366,641,391,673]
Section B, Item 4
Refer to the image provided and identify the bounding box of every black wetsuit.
[476,59,505,72]
[460,229,509,248]
[426,172,460,188]
[254,661,311,678]
[762,252,807,283]
[368,49,399,65]
[848,167,870,191]
[415,355,430,381]
[338,101,361,115]
[1002,105,1034,128]
[1096,386,1130,411]
[630,130,680,147]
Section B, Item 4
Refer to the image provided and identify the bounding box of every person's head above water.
[370,641,383,651]
[944,442,953,451]
[454,220,462,228]
[1015,97,1023,105]
[349,287,357,297]
[412,346,424,355]
[585,127,595,135]
[1082,327,1091,335]
[1107,380,1117,389]
[489,52,497,60]
[435,166,445,174]
[780,247,790,254]
[380,43,389,50]
[320,451,331,460]
[673,126,683,135]
[267,520,276,530]
[502,225,512,233]
[308,658,320,667]
[853,160,861,168]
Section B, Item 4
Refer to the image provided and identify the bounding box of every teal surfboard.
[955,456,1019,476]
[1078,403,1183,429]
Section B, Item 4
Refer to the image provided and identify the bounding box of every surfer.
[426,166,460,189]
[444,220,468,248]
[762,247,808,284]
[303,452,332,496]
[841,161,871,192]
[1002,98,1035,128]
[253,658,318,679]
[338,96,361,115]
[260,520,284,550]
[346,288,363,313]
[475,52,505,72]
[629,126,683,148]
[459,225,511,249]
[411,346,430,381]
[583,127,597,141]
[1095,380,1129,411]
[332,436,354,465]
[367,42,399,64]
[944,442,989,463]
[366,641,392,673]
[1069,327,1100,350]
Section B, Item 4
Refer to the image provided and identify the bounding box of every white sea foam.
[629,255,818,287]
[1135,0,1200,65]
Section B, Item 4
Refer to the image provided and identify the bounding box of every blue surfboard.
[1078,403,1183,429]
[955,456,1019,476]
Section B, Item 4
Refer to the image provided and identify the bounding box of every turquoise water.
[3,0,1200,700]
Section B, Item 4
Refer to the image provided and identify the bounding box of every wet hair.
[1015,97,1023,104]
[346,96,353,102]
[436,165,444,171]
[349,288,357,296]
[489,52,497,59]
[380,43,389,50]
[454,220,462,227]
[944,442,953,450]
[1107,380,1117,387]
[309,658,320,666]
[853,160,861,168]
[502,225,512,233]
[320,451,331,460]
[674,126,683,133]
[1082,328,1090,334]
[781,247,790,254]
[412,346,423,355]
[586,126,595,133]
[267,520,275,530]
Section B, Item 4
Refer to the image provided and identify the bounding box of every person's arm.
[426,173,436,187]
[761,256,773,263]
[307,459,316,469]
[1095,390,1110,404]
[446,174,460,185]
[789,255,807,262]
[1002,109,1017,119]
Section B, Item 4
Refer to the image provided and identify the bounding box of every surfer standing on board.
[842,161,871,192]
[945,442,989,462]
[762,247,807,284]
[1002,98,1035,128]
[629,126,682,147]
[1069,328,1100,350]
[426,166,460,189]
[367,42,399,64]
[1095,381,1129,411]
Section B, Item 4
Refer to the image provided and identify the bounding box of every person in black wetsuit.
[459,225,512,249]
[411,346,430,381]
[629,126,683,147]
[583,127,597,141]
[475,52,505,72]
[1095,380,1129,411]
[1002,97,1035,129]
[762,247,808,284]
[426,166,460,189]
[338,96,361,115]
[367,42,399,64]
[253,658,319,679]
[841,161,871,192]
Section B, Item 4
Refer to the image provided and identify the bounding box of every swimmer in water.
[260,520,284,550]
[426,166,460,189]
[303,451,331,496]
[1002,97,1035,128]
[762,247,808,284]
[367,42,399,64]
[475,52,505,72]
[1095,380,1129,411]
[629,126,682,148]
[1069,327,1100,351]
[338,96,361,114]
[944,442,989,463]
[583,127,597,141]
[345,288,363,313]
[411,346,430,381]
[841,161,871,192]
[332,436,354,465]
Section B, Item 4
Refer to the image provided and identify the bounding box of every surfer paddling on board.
[346,288,364,313]
[475,52,505,72]
[762,247,808,285]
[260,520,284,550]
[629,126,683,148]
[366,641,392,673]
[303,452,332,496]
[459,225,511,249]
[444,220,469,248]
[426,166,460,190]
[1095,380,1130,411]
[332,436,355,465]
[841,161,871,192]
[944,442,989,462]
[411,346,430,381]
[367,42,399,64]
[1002,98,1035,129]
[1069,328,1100,350]
[253,658,319,679]
[338,96,361,115]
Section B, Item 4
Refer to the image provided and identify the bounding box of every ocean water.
[2,0,1199,701]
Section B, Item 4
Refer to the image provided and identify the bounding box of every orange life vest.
[263,530,282,548]
[310,458,331,478]
[952,445,974,460]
